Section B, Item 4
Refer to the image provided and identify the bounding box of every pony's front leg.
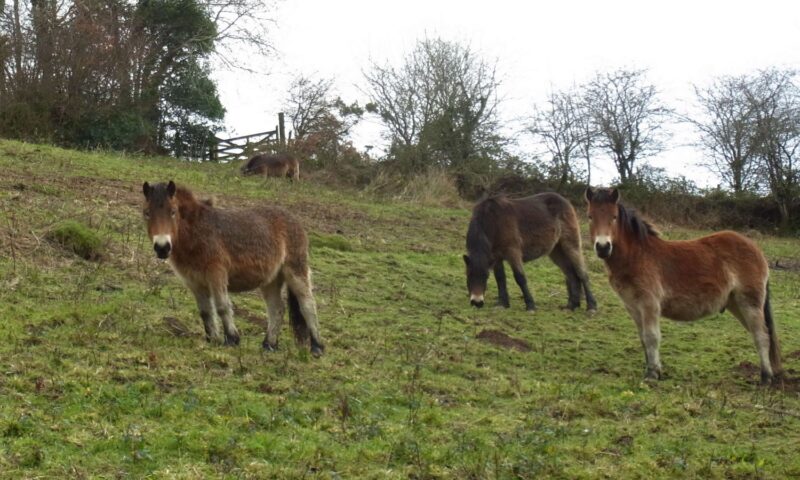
[211,288,240,346]
[509,260,536,311]
[628,302,662,379]
[191,288,222,343]
[493,262,510,308]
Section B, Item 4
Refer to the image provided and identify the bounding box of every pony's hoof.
[526,305,537,312]
[224,333,240,346]
[262,340,278,352]
[644,368,662,381]
[311,346,324,358]
[760,371,773,386]
[496,302,510,309]
[586,308,598,316]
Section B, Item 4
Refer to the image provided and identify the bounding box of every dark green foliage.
[0,0,223,156]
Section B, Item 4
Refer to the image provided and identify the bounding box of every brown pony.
[585,187,781,383]
[463,193,597,311]
[141,181,324,356]
[241,152,300,180]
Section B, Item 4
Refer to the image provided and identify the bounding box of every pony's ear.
[584,187,594,203]
[610,188,620,203]
[142,182,150,198]
[462,254,470,266]
[167,180,176,198]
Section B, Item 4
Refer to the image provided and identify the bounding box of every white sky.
[213,0,800,187]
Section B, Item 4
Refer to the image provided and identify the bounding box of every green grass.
[0,139,799,478]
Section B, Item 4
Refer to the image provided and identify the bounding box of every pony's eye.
[588,216,592,220]
[170,209,177,218]
[143,210,150,218]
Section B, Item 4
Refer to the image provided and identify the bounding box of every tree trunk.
[585,153,591,187]
[12,0,23,84]
[778,200,791,231]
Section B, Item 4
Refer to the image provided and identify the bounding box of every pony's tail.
[288,290,310,345]
[764,283,783,377]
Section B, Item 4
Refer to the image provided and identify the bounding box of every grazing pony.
[463,193,597,311]
[585,187,781,383]
[141,181,324,356]
[241,152,300,181]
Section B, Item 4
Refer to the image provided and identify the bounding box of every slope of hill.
[1,140,799,478]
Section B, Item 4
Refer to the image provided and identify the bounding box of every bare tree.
[745,68,800,229]
[204,0,276,69]
[528,87,594,189]
[363,37,503,171]
[285,74,334,139]
[283,72,363,166]
[690,76,760,193]
[584,69,671,184]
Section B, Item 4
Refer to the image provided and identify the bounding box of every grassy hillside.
[0,140,799,479]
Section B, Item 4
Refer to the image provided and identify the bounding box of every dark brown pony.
[585,187,781,383]
[141,181,323,356]
[463,193,597,311]
[241,152,300,180]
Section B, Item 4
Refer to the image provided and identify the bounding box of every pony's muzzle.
[470,294,485,308]
[153,234,172,259]
[154,242,171,259]
[594,241,612,259]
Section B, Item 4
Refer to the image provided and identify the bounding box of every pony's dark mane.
[467,196,515,265]
[617,203,659,242]
[173,186,213,218]
[589,189,659,242]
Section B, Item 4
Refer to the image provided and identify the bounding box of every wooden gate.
[207,113,286,162]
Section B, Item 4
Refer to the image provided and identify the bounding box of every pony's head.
[142,180,179,259]
[463,254,490,308]
[585,187,619,259]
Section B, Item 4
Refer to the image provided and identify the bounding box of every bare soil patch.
[476,329,532,352]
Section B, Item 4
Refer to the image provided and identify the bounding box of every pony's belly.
[227,265,280,292]
[661,296,723,322]
[227,272,268,292]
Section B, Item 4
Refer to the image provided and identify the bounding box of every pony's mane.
[174,186,213,214]
[617,203,659,242]
[467,195,515,264]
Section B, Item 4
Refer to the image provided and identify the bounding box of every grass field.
[0,140,799,479]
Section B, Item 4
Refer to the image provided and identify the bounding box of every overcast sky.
[213,0,800,187]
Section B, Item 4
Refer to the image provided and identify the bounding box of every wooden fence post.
[278,112,286,146]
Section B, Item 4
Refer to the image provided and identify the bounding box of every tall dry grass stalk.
[363,169,464,208]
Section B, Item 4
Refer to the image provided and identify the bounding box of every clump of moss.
[310,233,353,252]
[48,221,103,260]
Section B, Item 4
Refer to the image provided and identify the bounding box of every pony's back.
[241,153,298,177]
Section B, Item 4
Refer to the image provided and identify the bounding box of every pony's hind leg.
[548,246,581,310]
[559,241,598,311]
[493,262,510,308]
[727,294,774,384]
[260,279,285,351]
[284,268,324,356]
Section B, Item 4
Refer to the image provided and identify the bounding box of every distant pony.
[464,193,597,311]
[586,187,781,383]
[141,180,323,356]
[241,152,300,180]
